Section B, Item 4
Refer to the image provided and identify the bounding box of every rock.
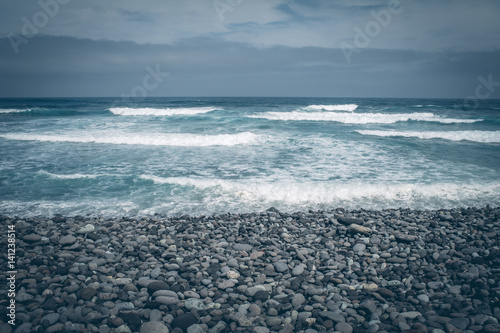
[320,311,345,323]
[150,309,162,322]
[45,323,64,333]
[217,280,236,289]
[394,233,418,243]
[42,297,58,310]
[361,300,377,314]
[417,294,429,303]
[449,318,469,330]
[266,317,282,326]
[156,296,180,305]
[400,311,422,320]
[274,262,289,272]
[292,264,305,276]
[147,281,170,293]
[484,324,500,333]
[187,324,204,333]
[151,267,162,278]
[185,298,205,311]
[115,326,132,333]
[233,244,253,251]
[80,287,97,300]
[253,290,269,301]
[348,224,372,235]
[0,323,12,333]
[292,294,306,308]
[41,313,60,327]
[13,323,32,333]
[59,235,77,245]
[337,216,364,225]
[227,270,240,279]
[140,322,170,333]
[353,243,366,252]
[208,322,226,333]
[171,313,197,332]
[22,234,41,243]
[246,285,267,297]
[77,224,95,233]
[335,322,353,333]
[363,283,378,291]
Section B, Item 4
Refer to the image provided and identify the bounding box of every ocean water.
[0,97,499,217]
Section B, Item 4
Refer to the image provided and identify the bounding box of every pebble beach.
[1,207,500,333]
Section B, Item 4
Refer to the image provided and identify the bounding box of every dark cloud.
[1,35,499,98]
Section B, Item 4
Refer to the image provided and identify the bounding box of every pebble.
[3,207,498,333]
[139,322,170,333]
[59,235,76,245]
[292,293,306,308]
[292,264,305,276]
[348,224,372,235]
[77,224,95,233]
[336,322,353,333]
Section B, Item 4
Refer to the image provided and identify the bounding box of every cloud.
[1,0,500,50]
[1,35,499,98]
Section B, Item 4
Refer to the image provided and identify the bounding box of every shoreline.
[1,206,499,333]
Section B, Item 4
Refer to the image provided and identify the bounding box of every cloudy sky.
[1,0,499,98]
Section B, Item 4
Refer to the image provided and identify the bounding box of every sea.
[0,97,499,217]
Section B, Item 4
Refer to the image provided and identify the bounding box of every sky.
[0,0,499,98]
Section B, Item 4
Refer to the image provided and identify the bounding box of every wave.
[0,108,31,113]
[138,176,500,211]
[0,132,263,146]
[109,107,217,116]
[38,170,101,179]
[356,130,500,143]
[304,104,358,112]
[249,112,481,124]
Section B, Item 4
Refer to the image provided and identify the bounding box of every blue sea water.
[0,97,499,217]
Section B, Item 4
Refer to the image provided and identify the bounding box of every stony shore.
[0,207,499,333]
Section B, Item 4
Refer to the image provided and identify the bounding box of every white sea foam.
[0,132,263,146]
[0,108,29,113]
[304,104,358,112]
[357,130,500,143]
[109,107,217,116]
[138,176,500,210]
[38,170,101,179]
[250,112,481,124]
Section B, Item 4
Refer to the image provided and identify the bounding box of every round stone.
[59,235,76,245]
[274,262,288,272]
[140,322,170,333]
[147,281,169,293]
[353,243,366,252]
[335,322,353,333]
[80,287,97,300]
[227,270,240,279]
[171,313,197,331]
[417,294,429,303]
[292,294,306,308]
[292,265,305,276]
[253,290,269,301]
